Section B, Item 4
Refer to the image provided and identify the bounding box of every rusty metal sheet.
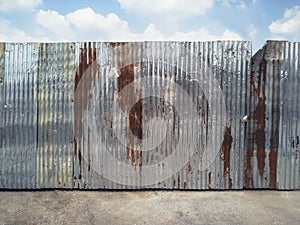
[73,41,251,189]
[0,41,252,190]
[245,41,300,189]
[4,41,299,190]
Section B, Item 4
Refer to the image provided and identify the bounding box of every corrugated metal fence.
[0,41,299,190]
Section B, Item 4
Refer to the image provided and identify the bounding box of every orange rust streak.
[183,182,187,189]
[221,126,233,176]
[220,126,233,188]
[131,148,135,166]
[187,162,192,173]
[245,57,267,188]
[127,147,130,161]
[117,63,143,166]
[208,171,212,189]
[255,97,267,176]
[74,43,99,176]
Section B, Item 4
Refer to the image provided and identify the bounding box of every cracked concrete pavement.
[0,191,299,225]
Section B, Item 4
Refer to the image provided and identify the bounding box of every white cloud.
[35,8,135,40]
[34,7,243,41]
[0,0,42,12]
[0,18,34,41]
[169,28,243,41]
[217,0,247,9]
[247,24,258,39]
[65,7,132,40]
[36,9,73,40]
[0,7,243,43]
[137,23,165,40]
[237,1,247,9]
[269,6,300,40]
[116,0,214,22]
[0,17,50,42]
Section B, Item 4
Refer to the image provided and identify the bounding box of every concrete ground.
[0,191,299,225]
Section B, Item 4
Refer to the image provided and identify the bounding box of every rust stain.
[117,64,135,111]
[110,42,129,48]
[74,42,99,182]
[208,171,211,189]
[74,42,98,91]
[139,150,142,171]
[131,148,135,166]
[254,97,267,176]
[254,59,267,177]
[117,50,143,166]
[129,100,143,139]
[110,42,131,68]
[220,126,233,179]
[126,146,135,166]
[245,56,267,188]
[183,182,187,189]
[117,64,143,140]
[126,147,130,161]
[229,178,233,189]
[187,162,192,173]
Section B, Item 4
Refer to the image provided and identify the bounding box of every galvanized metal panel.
[278,41,300,190]
[0,43,39,189]
[36,43,75,188]
[0,43,5,187]
[73,41,251,189]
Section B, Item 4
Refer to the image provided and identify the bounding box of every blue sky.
[0,0,299,52]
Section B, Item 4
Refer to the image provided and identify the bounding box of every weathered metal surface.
[245,41,300,189]
[36,43,75,188]
[0,43,39,188]
[0,40,299,190]
[277,41,300,190]
[72,41,251,189]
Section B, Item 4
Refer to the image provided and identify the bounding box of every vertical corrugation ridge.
[0,43,5,188]
[67,42,75,189]
[296,42,300,190]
